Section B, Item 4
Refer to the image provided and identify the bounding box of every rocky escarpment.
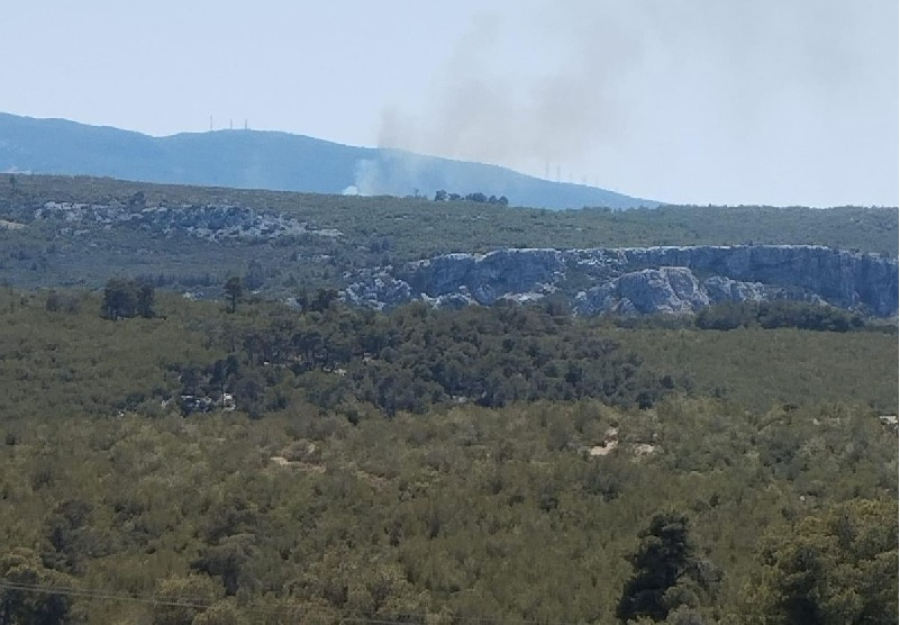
[33,201,343,241]
[343,246,899,317]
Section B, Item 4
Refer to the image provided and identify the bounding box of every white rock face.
[342,245,899,317]
[575,267,712,315]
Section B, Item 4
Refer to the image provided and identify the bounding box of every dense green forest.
[0,175,897,623]
[0,174,896,296]
[0,287,896,623]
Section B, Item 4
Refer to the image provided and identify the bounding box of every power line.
[0,578,806,623]
[0,580,212,609]
[0,578,589,625]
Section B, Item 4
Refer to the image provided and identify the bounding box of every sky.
[2,0,897,207]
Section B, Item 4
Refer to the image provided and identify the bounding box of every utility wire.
[0,578,563,625]
[1,577,802,624]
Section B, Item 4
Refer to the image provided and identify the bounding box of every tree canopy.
[616,512,720,623]
[748,499,898,625]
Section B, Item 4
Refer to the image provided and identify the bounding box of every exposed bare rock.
[343,245,898,317]
[33,201,342,241]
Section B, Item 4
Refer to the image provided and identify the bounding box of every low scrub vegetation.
[0,286,896,623]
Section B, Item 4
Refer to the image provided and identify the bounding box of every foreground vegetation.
[0,287,896,624]
[2,402,895,624]
[0,175,897,623]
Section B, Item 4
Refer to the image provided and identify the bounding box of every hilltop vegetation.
[0,174,896,299]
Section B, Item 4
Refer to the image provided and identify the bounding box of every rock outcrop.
[34,201,342,241]
[343,246,898,317]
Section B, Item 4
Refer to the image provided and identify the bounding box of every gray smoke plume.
[377,0,897,205]
[351,151,430,197]
[377,2,640,176]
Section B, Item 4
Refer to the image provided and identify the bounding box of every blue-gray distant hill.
[0,112,655,210]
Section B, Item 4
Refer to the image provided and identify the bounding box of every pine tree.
[224,276,243,314]
[616,511,718,623]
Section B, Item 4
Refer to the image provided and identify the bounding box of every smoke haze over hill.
[377,0,898,204]
[0,0,895,206]
[0,113,655,210]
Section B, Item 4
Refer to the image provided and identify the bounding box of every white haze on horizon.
[376,0,899,207]
[0,0,896,207]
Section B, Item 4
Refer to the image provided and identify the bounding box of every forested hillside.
[0,113,653,210]
[0,174,897,624]
[0,174,896,299]
[0,287,896,624]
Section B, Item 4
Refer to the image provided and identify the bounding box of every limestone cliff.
[343,246,898,317]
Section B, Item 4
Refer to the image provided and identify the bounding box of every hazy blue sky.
[2,1,897,206]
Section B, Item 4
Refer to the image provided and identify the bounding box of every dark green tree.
[136,280,156,318]
[616,511,717,623]
[245,260,265,291]
[310,288,339,313]
[224,277,243,314]
[748,499,898,625]
[151,575,222,625]
[191,533,260,596]
[100,279,153,319]
[0,548,74,625]
[128,190,145,207]
[44,290,62,313]
[296,287,310,312]
[101,278,137,320]
[41,498,98,575]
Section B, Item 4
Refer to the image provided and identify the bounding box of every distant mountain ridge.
[0,112,656,210]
